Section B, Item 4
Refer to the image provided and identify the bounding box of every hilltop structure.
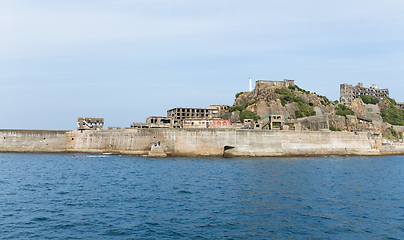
[255,79,294,89]
[340,83,389,104]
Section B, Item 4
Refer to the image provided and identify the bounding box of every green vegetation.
[235,92,244,99]
[275,88,316,118]
[388,127,398,138]
[360,95,379,105]
[387,98,397,105]
[240,110,261,122]
[297,102,316,118]
[318,95,332,106]
[288,85,310,94]
[329,126,342,131]
[228,99,261,122]
[335,104,355,117]
[295,110,304,118]
[381,105,404,126]
[228,100,257,112]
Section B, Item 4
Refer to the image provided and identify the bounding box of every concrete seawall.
[0,128,399,157]
[0,130,67,153]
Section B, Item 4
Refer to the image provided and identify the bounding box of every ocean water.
[1,154,404,239]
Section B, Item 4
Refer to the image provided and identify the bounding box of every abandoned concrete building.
[255,79,295,89]
[182,119,231,129]
[242,119,255,129]
[263,115,284,130]
[209,104,230,118]
[131,116,181,129]
[167,107,219,120]
[398,103,404,109]
[77,117,104,130]
[340,83,389,104]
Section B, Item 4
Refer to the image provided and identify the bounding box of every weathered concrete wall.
[0,128,396,157]
[380,143,404,155]
[0,130,67,152]
[66,129,381,157]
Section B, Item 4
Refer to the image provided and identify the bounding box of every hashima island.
[2,79,404,157]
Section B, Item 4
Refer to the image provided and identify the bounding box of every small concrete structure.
[131,116,181,129]
[77,117,104,130]
[268,114,284,130]
[242,119,255,129]
[210,104,230,118]
[255,79,295,89]
[148,144,167,157]
[397,102,404,109]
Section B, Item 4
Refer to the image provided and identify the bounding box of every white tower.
[249,78,252,91]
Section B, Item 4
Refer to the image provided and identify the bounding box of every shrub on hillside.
[382,105,404,126]
[240,110,261,122]
[235,92,244,99]
[335,104,355,117]
[228,100,257,112]
[360,95,379,105]
[275,88,316,118]
[329,126,342,131]
[388,127,398,138]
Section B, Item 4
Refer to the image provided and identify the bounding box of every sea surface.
[1,153,404,239]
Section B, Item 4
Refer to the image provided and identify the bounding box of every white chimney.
[249,78,252,91]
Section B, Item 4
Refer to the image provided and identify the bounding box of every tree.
[335,104,355,117]
[240,110,261,122]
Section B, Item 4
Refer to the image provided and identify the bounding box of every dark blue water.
[1,154,404,239]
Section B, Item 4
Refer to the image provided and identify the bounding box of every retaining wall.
[0,130,67,153]
[0,128,389,157]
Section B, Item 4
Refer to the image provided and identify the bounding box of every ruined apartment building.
[340,83,389,104]
[255,79,295,89]
[77,117,104,130]
[167,107,219,120]
[131,116,181,129]
[209,104,230,118]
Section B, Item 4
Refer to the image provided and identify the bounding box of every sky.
[0,0,403,130]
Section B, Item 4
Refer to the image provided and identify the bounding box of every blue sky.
[0,0,403,130]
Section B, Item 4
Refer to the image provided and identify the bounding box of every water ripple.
[1,153,404,239]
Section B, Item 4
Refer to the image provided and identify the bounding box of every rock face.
[222,111,241,123]
[230,81,399,138]
[233,83,334,120]
[350,98,383,123]
[285,115,348,131]
[378,99,390,111]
